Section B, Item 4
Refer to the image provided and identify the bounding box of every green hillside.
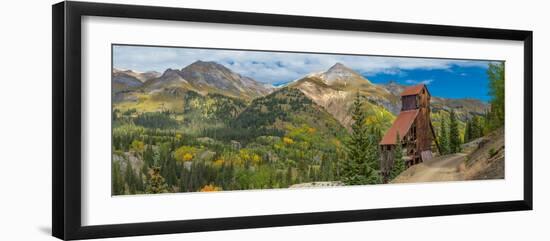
[111,61,499,195]
[112,88,351,194]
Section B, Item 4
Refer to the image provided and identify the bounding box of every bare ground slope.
[391,153,466,183]
[463,128,505,180]
[392,127,504,184]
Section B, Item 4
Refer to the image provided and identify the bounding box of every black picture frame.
[52,1,533,240]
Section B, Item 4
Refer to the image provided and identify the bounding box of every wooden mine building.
[379,84,440,181]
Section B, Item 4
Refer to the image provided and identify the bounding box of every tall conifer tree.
[487,62,505,130]
[439,117,450,154]
[464,120,472,142]
[112,161,124,195]
[449,110,461,153]
[343,93,380,185]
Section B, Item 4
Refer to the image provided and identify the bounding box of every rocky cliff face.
[287,63,398,127]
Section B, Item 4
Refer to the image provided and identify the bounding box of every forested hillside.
[111,61,503,195]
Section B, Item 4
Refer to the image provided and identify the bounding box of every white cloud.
[405,79,434,85]
[421,79,434,85]
[113,45,491,84]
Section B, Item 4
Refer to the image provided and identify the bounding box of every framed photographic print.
[52,1,533,240]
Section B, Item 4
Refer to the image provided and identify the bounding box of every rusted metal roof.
[400,84,427,96]
[379,109,419,145]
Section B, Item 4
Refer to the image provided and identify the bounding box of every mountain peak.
[177,61,273,99]
[191,60,215,65]
[318,63,370,86]
[327,62,350,71]
[161,68,181,77]
[186,60,226,70]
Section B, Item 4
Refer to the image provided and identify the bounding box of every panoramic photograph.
[111,45,505,195]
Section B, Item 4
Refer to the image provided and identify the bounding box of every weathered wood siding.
[401,95,417,111]
[415,88,432,153]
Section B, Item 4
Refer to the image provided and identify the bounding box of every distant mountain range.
[112,69,160,93]
[113,61,488,127]
[141,61,274,100]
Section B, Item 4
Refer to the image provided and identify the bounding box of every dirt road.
[392,153,466,183]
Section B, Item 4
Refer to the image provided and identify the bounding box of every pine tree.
[363,128,381,184]
[471,116,483,139]
[449,110,461,153]
[343,94,366,185]
[308,167,316,181]
[343,93,368,184]
[285,166,293,187]
[179,166,190,192]
[487,62,505,130]
[112,161,124,195]
[389,133,405,180]
[136,173,144,193]
[320,155,333,181]
[464,120,472,142]
[142,144,154,175]
[439,117,450,154]
[162,155,177,187]
[125,160,137,194]
[343,93,380,185]
[368,126,382,171]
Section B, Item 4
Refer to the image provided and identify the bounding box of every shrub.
[488,148,497,158]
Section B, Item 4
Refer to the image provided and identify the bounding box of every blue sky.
[113,45,499,101]
[365,66,493,101]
